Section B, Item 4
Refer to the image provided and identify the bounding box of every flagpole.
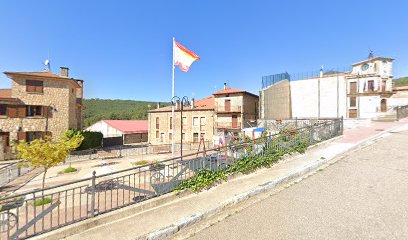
[171,37,176,158]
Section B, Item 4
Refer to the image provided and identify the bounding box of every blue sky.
[0,0,407,102]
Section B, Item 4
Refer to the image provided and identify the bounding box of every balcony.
[215,122,241,129]
[215,106,242,113]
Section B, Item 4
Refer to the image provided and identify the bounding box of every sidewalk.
[34,119,408,240]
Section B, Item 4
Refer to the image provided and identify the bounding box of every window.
[156,117,159,129]
[27,106,42,117]
[169,117,172,129]
[160,133,165,142]
[156,131,159,139]
[349,82,357,94]
[350,97,356,107]
[182,117,187,129]
[193,117,199,126]
[200,133,205,140]
[26,80,43,93]
[200,117,206,131]
[182,133,185,140]
[193,133,199,143]
[0,105,7,116]
[26,132,43,142]
[367,80,374,92]
[169,133,172,141]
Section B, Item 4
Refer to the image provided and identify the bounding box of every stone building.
[148,85,259,145]
[259,55,404,120]
[0,67,84,153]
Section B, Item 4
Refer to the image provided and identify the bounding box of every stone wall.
[0,76,81,143]
[148,109,215,145]
[259,80,291,120]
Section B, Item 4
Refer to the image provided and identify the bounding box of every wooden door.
[382,80,386,92]
[232,115,238,128]
[349,109,357,118]
[0,132,10,152]
[381,99,387,112]
[225,100,231,112]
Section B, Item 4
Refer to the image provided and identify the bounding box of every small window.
[27,131,43,142]
[350,97,356,107]
[0,105,7,116]
[160,133,165,142]
[193,117,199,126]
[182,133,185,140]
[156,131,159,139]
[156,117,159,129]
[200,133,205,140]
[367,80,374,92]
[169,117,173,129]
[169,133,172,141]
[182,117,187,129]
[193,133,199,143]
[27,105,42,117]
[26,80,43,93]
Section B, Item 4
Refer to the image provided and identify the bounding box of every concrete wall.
[259,80,291,119]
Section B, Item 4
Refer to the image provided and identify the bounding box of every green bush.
[64,129,103,150]
[132,160,149,166]
[33,197,52,206]
[63,167,78,173]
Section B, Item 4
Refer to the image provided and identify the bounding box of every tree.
[15,133,84,195]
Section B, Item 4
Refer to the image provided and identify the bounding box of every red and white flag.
[174,41,200,72]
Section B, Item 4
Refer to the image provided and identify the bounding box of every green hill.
[393,77,408,87]
[83,99,170,128]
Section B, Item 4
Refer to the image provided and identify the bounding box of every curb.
[143,124,406,240]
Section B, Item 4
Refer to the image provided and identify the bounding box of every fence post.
[309,125,314,145]
[397,107,400,121]
[90,171,96,217]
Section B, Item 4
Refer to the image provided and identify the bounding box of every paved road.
[188,129,408,240]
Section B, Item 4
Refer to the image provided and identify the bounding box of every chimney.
[224,82,227,90]
[157,102,160,109]
[176,100,180,110]
[190,98,195,109]
[60,67,69,77]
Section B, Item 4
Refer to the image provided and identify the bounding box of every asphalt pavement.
[187,129,408,240]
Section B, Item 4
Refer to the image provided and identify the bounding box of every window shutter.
[7,106,18,118]
[17,132,26,142]
[17,106,26,118]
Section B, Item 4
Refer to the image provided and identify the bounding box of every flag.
[174,41,200,72]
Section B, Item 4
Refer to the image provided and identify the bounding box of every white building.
[86,120,148,144]
[260,55,406,120]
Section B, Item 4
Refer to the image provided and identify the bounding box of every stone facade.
[148,87,259,145]
[0,68,84,153]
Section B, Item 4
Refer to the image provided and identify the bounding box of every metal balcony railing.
[215,106,242,113]
[216,122,241,129]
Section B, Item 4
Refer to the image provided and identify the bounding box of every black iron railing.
[0,118,342,239]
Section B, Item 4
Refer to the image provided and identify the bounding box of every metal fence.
[262,66,352,89]
[0,118,342,239]
[0,163,33,188]
[396,105,408,121]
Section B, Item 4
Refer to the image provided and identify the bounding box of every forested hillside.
[83,99,170,127]
[393,77,408,87]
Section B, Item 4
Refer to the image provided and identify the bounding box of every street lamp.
[171,96,189,160]
[45,104,57,135]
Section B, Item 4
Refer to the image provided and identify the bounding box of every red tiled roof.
[150,96,215,112]
[0,89,12,98]
[102,120,148,134]
[4,71,82,88]
[213,87,258,97]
